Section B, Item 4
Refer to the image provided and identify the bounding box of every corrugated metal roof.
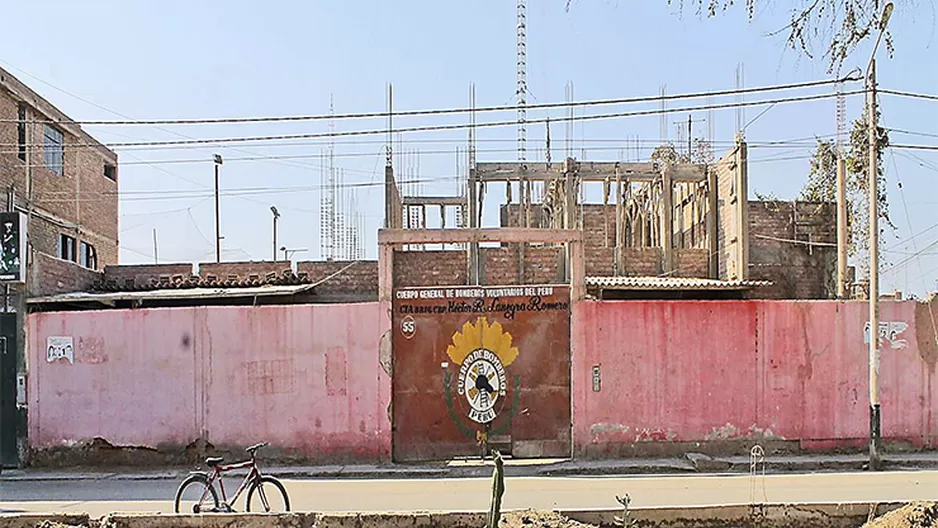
[586,276,772,291]
[27,283,317,304]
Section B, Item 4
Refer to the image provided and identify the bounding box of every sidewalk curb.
[3,455,938,482]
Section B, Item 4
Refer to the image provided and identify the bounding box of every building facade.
[0,66,119,280]
[0,66,118,467]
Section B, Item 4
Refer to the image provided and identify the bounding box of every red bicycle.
[173,442,290,513]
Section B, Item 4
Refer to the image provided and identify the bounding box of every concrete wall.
[27,303,391,463]
[26,297,938,464]
[714,144,745,280]
[573,299,938,457]
[748,200,837,299]
[28,252,103,297]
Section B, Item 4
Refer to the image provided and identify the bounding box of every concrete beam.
[475,162,707,182]
[378,228,582,246]
[401,196,465,206]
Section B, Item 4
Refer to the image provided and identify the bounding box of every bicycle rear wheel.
[174,473,220,513]
[245,475,290,512]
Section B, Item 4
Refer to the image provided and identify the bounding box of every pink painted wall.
[573,300,938,457]
[28,303,391,462]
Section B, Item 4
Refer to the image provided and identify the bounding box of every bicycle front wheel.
[245,475,290,512]
[174,473,220,513]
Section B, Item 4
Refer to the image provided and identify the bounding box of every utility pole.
[866,1,894,472]
[213,154,223,263]
[271,206,280,261]
[687,115,692,160]
[152,228,159,264]
[836,157,847,298]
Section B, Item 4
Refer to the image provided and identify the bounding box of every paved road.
[1,471,936,517]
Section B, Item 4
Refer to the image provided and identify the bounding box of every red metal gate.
[392,285,571,461]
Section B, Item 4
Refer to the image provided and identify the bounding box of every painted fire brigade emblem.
[445,317,519,424]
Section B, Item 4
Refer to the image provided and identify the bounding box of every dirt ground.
[864,503,938,528]
[499,510,598,528]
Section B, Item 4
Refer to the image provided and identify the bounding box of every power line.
[891,144,938,152]
[0,136,831,158]
[2,90,865,150]
[0,139,832,170]
[883,237,938,275]
[0,76,862,127]
[880,89,938,102]
[888,129,938,140]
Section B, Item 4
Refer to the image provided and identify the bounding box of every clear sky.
[1,0,936,297]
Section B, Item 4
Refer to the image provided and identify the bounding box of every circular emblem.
[457,349,508,424]
[401,315,416,340]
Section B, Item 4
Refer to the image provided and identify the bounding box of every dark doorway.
[0,313,18,467]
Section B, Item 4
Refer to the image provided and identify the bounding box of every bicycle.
[173,441,290,513]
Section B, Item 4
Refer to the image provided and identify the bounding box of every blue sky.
[1,0,936,296]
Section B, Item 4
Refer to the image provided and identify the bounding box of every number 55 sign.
[401,316,416,340]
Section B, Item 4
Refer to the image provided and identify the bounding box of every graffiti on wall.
[46,336,74,364]
[864,321,909,350]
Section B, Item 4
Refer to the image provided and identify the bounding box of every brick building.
[0,66,119,291]
[0,67,119,466]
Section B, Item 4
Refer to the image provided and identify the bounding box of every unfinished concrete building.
[388,138,838,300]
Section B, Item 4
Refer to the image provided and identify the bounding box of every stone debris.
[499,510,598,528]
[35,522,87,528]
[864,502,938,528]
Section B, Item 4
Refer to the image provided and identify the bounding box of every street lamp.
[280,246,308,261]
[866,1,894,471]
[271,205,280,261]
[213,154,224,263]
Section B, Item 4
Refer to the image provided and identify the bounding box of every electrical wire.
[0,135,831,155]
[888,129,938,140]
[1,75,862,126]
[1,90,865,151]
[0,140,833,170]
[880,89,938,102]
[891,144,938,151]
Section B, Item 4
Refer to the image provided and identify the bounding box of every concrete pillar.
[707,165,719,278]
[660,167,674,276]
[736,139,749,280]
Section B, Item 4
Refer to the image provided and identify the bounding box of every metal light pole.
[270,206,280,261]
[866,1,894,471]
[281,246,308,262]
[213,154,223,263]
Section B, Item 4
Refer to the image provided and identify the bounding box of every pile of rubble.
[865,503,938,528]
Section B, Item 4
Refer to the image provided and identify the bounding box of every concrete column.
[737,139,750,280]
[378,240,394,302]
[837,156,848,298]
[660,167,674,276]
[614,164,624,276]
[467,169,480,285]
[707,165,719,278]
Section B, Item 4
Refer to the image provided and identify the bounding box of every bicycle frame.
[197,458,267,512]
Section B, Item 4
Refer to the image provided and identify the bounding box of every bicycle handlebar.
[246,442,269,455]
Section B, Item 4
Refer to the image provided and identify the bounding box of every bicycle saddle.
[246,442,269,454]
[205,457,224,466]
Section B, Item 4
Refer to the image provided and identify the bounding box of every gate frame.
[377,228,585,302]
[379,227,583,461]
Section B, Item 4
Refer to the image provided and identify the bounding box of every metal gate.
[392,285,571,461]
[0,313,18,467]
